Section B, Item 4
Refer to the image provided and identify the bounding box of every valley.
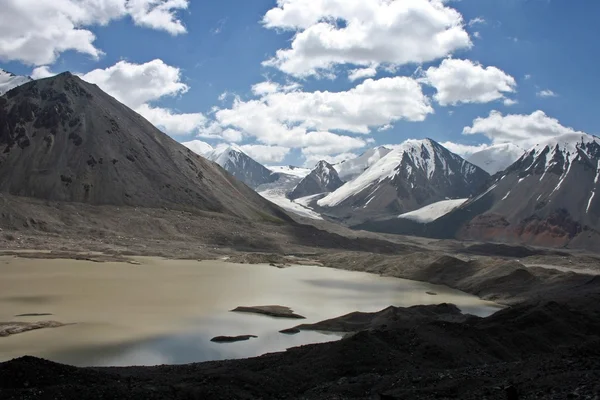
[1,71,600,399]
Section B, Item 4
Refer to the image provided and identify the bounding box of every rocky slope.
[289,160,344,200]
[317,139,489,224]
[0,72,288,221]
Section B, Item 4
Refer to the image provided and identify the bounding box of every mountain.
[256,165,322,220]
[0,69,32,96]
[467,143,525,175]
[0,72,289,221]
[317,139,489,224]
[442,133,600,248]
[268,165,311,178]
[360,134,600,249]
[182,140,214,157]
[289,160,344,200]
[204,146,279,189]
[334,146,392,181]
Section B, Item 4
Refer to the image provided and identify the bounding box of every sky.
[1,0,599,167]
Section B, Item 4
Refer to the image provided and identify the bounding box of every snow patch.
[259,190,323,220]
[398,199,468,223]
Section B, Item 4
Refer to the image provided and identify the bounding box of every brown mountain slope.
[0,72,290,221]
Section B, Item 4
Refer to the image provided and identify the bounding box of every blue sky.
[1,0,598,166]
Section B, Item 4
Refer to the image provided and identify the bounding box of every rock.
[231,305,306,319]
[279,328,301,335]
[210,335,257,343]
[0,321,66,337]
[14,313,53,317]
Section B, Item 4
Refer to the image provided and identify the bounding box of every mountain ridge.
[0,72,290,222]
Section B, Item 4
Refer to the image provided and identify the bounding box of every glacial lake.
[0,256,502,367]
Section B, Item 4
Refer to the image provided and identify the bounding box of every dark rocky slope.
[0,73,287,221]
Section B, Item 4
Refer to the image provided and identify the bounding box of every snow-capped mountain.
[317,138,489,223]
[268,165,311,179]
[289,160,344,200]
[334,146,392,181]
[182,140,214,157]
[257,165,322,220]
[467,143,525,175]
[0,69,32,96]
[403,133,600,249]
[204,146,279,189]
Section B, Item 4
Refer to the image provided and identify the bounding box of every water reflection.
[0,259,502,367]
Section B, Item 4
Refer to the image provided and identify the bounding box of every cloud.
[81,59,205,135]
[468,17,486,26]
[503,98,518,106]
[524,74,532,80]
[31,66,56,80]
[422,58,517,106]
[81,59,188,108]
[0,0,188,65]
[136,104,206,136]
[463,110,585,148]
[440,141,489,157]
[537,89,557,98]
[238,145,290,163]
[199,75,432,161]
[348,67,377,82]
[262,0,471,78]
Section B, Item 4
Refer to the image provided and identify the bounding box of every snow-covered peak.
[334,146,392,181]
[207,145,245,167]
[0,69,32,96]
[318,138,484,208]
[313,160,338,186]
[182,140,214,156]
[515,133,600,177]
[467,143,525,175]
[268,165,311,178]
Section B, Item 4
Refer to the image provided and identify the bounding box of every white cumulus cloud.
[80,59,205,135]
[198,75,432,162]
[262,0,471,78]
[537,89,558,98]
[463,110,586,148]
[0,0,189,65]
[238,145,291,163]
[422,58,517,106]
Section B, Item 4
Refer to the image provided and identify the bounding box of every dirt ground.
[1,198,600,399]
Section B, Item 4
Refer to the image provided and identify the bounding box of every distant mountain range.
[316,139,490,224]
[358,134,600,249]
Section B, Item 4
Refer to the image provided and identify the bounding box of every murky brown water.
[0,256,502,366]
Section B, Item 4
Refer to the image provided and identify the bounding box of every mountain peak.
[0,71,288,222]
[289,159,344,200]
[204,145,278,189]
[318,139,489,223]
